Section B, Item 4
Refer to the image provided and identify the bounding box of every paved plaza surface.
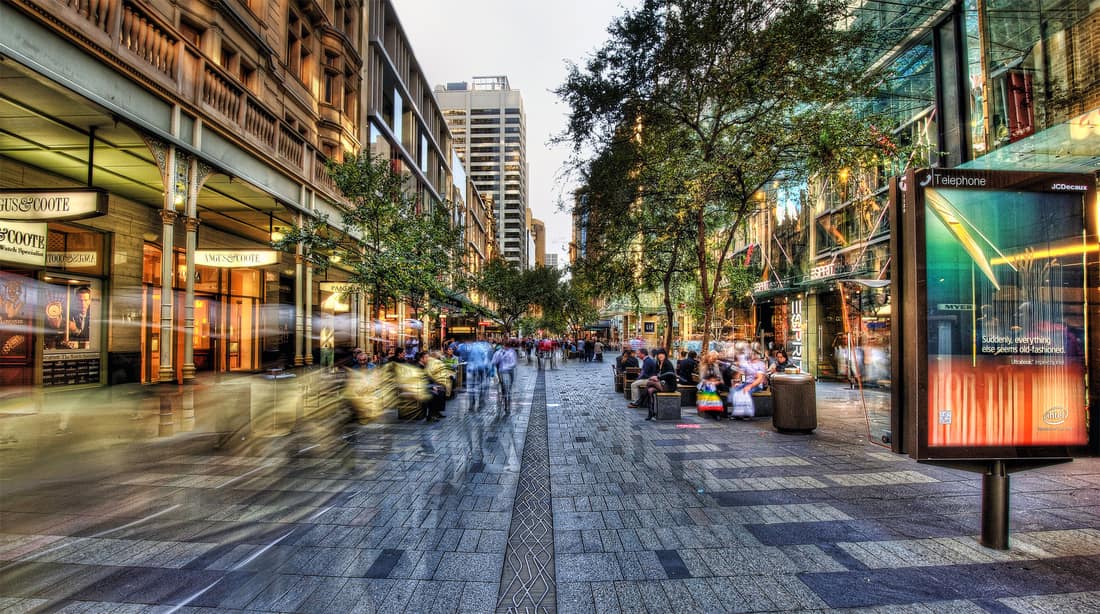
[2,360,1100,613]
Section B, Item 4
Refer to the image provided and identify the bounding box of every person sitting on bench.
[676,350,698,384]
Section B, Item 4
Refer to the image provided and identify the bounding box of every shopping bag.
[696,381,723,413]
[730,388,754,417]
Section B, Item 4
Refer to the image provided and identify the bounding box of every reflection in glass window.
[393,89,403,144]
[369,121,391,161]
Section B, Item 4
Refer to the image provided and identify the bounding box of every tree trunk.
[700,295,714,356]
[697,209,712,354]
[662,278,675,353]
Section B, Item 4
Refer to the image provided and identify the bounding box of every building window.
[343,69,358,122]
[287,5,312,85]
[393,89,404,144]
[239,60,257,92]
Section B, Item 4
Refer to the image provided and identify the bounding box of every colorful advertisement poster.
[924,186,1088,448]
[42,277,101,353]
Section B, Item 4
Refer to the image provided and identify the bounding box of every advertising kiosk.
[891,168,1100,548]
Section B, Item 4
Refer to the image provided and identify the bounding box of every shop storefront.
[140,246,276,383]
[0,190,110,390]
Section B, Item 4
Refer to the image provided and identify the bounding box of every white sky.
[391,0,642,262]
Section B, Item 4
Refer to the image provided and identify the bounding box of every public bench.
[751,389,773,417]
[622,367,640,400]
[653,392,681,421]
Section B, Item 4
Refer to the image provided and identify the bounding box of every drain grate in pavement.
[496,369,555,613]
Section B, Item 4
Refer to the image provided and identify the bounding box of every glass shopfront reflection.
[141,245,262,382]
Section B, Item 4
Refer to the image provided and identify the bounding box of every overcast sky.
[392,0,641,262]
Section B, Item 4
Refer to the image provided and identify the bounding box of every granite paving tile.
[458,581,497,613]
[5,364,1100,612]
[432,552,504,582]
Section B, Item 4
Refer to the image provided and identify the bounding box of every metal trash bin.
[250,369,299,437]
[770,373,816,433]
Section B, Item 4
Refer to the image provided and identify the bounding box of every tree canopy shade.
[272,152,464,351]
[557,0,895,351]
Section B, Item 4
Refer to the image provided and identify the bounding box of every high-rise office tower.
[436,77,529,269]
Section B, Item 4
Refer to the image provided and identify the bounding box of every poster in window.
[0,272,32,360]
[43,278,101,353]
[923,184,1088,449]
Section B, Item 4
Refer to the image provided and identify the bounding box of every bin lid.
[770,373,814,384]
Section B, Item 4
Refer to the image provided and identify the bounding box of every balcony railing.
[201,65,242,121]
[243,99,277,148]
[278,125,304,168]
[44,0,345,202]
[119,1,177,78]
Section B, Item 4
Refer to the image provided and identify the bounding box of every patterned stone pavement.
[1,359,1099,613]
[546,363,1100,613]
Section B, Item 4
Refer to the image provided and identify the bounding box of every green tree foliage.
[272,152,464,351]
[558,0,892,351]
[476,261,563,338]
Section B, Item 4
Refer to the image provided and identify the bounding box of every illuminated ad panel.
[914,169,1095,458]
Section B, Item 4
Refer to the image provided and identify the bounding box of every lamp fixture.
[270,227,285,242]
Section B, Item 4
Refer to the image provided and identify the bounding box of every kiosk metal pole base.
[981,460,1010,550]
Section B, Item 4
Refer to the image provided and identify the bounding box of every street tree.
[558,0,891,351]
[393,198,465,349]
[476,260,563,338]
[571,135,696,351]
[272,152,463,353]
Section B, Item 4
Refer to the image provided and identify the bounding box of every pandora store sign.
[0,189,109,221]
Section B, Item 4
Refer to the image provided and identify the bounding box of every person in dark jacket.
[638,350,678,417]
[676,350,698,384]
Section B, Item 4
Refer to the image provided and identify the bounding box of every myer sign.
[195,250,279,267]
[0,221,48,266]
[0,189,108,221]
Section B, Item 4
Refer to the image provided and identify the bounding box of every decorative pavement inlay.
[496,369,556,613]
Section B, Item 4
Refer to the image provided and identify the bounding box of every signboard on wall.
[895,168,1097,460]
[788,298,803,371]
[0,189,108,221]
[196,250,279,268]
[0,221,47,266]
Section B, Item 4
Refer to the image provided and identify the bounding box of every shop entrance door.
[142,289,217,382]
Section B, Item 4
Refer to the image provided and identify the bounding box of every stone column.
[397,301,406,349]
[158,207,177,383]
[294,251,304,366]
[304,254,313,365]
[182,214,200,382]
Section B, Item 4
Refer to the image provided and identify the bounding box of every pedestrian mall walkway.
[2,359,1100,612]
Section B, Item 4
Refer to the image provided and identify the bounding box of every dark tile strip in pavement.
[363,548,404,578]
[654,549,691,579]
[495,368,556,612]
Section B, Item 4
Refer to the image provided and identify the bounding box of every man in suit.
[629,349,656,406]
[68,286,93,346]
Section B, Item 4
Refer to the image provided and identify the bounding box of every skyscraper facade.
[436,77,529,269]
